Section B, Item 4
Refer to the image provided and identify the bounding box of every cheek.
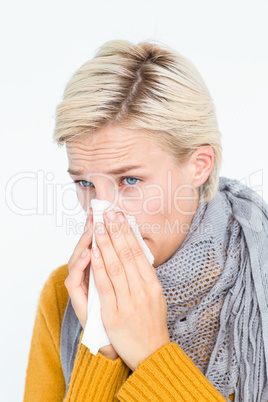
[135,210,165,240]
[143,198,163,215]
[141,184,167,216]
[125,186,167,236]
[137,217,162,240]
[118,185,162,216]
[173,185,197,215]
[118,197,144,216]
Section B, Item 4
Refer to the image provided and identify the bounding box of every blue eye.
[73,180,93,188]
[122,177,140,186]
[79,180,93,188]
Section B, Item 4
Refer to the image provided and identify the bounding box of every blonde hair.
[53,40,222,202]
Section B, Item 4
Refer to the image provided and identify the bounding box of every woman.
[24,40,268,401]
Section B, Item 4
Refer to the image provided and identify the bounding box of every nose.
[94,178,118,206]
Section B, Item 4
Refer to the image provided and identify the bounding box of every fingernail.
[84,223,89,233]
[117,212,125,224]
[88,206,94,217]
[95,222,106,235]
[81,248,89,258]
[92,247,101,258]
[106,209,116,221]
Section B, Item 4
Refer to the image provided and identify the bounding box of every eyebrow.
[67,165,146,176]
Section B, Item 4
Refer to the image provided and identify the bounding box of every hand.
[65,208,119,360]
[90,209,170,371]
[65,208,94,329]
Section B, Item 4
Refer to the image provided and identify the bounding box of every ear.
[190,146,214,188]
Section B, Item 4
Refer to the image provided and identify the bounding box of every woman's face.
[66,125,199,267]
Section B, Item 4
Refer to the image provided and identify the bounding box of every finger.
[118,212,157,282]
[65,248,91,329]
[84,206,93,236]
[67,246,91,291]
[86,206,93,227]
[93,221,131,309]
[90,246,117,315]
[65,207,94,329]
[68,212,93,267]
[66,212,92,309]
[103,210,144,296]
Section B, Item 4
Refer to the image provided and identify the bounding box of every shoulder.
[39,264,69,326]
[44,263,69,288]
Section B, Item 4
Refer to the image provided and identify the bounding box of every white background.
[1,0,267,400]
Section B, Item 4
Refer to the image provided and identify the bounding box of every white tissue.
[81,199,154,354]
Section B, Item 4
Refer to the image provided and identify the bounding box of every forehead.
[66,126,167,170]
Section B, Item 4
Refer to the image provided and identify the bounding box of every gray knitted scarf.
[60,176,268,401]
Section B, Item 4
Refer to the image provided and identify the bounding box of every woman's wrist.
[99,344,119,360]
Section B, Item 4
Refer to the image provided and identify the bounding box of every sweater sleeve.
[23,266,68,401]
[64,333,130,401]
[23,265,130,402]
[117,342,228,401]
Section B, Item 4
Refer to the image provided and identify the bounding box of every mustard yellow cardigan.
[24,264,234,401]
